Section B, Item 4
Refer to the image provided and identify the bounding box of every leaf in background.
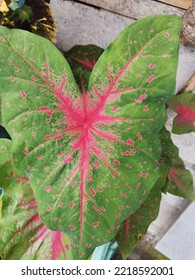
[1,0,56,42]
[160,127,194,200]
[0,139,77,260]
[64,45,104,92]
[24,0,56,43]
[169,92,195,134]
[0,16,181,258]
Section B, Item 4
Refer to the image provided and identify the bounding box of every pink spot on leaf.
[97,186,103,192]
[93,222,99,228]
[135,94,147,103]
[138,172,149,178]
[58,202,63,207]
[164,32,169,37]
[121,151,131,156]
[20,90,27,98]
[53,135,62,141]
[31,76,38,81]
[45,186,51,193]
[39,106,54,116]
[69,201,74,209]
[44,134,51,140]
[113,160,120,166]
[149,64,156,69]
[37,155,43,160]
[10,170,15,175]
[120,192,127,198]
[89,187,96,196]
[47,205,52,211]
[137,132,143,141]
[127,139,134,146]
[127,126,132,130]
[69,225,75,230]
[23,148,29,155]
[146,75,156,83]
[63,157,74,164]
[143,105,149,111]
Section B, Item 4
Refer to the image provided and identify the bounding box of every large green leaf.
[0,15,181,258]
[169,92,195,134]
[0,139,77,260]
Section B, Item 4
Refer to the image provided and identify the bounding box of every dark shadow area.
[0,125,12,140]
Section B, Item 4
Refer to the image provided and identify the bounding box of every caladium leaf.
[64,45,104,92]
[169,92,195,134]
[0,139,78,260]
[160,128,194,200]
[0,15,181,258]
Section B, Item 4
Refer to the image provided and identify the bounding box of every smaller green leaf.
[169,92,195,134]
[64,44,104,92]
[160,128,195,200]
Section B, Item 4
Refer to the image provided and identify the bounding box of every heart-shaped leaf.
[0,15,182,258]
[169,92,195,134]
[0,139,78,260]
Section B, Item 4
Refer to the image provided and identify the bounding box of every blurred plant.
[0,0,56,42]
